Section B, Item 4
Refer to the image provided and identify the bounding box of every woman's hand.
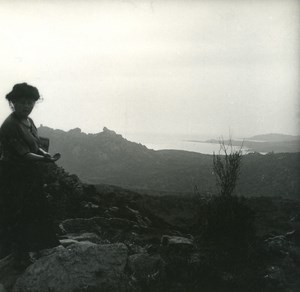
[44,153,61,162]
[38,148,51,158]
[24,152,61,162]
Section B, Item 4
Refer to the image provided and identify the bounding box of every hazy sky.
[0,0,299,138]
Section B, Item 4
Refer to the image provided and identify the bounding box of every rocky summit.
[0,163,300,291]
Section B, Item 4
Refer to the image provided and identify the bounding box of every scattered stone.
[59,217,102,235]
[105,218,137,230]
[128,253,165,280]
[285,230,300,245]
[105,207,120,217]
[189,252,201,265]
[126,243,146,255]
[104,206,151,229]
[264,265,286,289]
[161,235,194,249]
[59,239,78,248]
[67,232,102,244]
[161,235,194,259]
[264,235,290,256]
[125,206,152,229]
[82,201,99,209]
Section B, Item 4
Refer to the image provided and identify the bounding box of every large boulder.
[13,242,128,292]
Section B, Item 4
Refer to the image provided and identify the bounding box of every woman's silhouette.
[0,83,61,268]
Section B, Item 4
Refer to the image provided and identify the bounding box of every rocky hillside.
[0,163,300,291]
[38,126,300,199]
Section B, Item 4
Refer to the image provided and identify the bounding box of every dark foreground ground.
[0,164,299,291]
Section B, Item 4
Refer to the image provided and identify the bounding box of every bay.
[124,133,250,155]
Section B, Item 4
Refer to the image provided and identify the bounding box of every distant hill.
[38,126,300,199]
[246,133,300,142]
[205,133,300,153]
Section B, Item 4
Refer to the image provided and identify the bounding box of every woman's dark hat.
[6,83,40,102]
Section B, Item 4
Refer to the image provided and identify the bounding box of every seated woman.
[0,83,61,268]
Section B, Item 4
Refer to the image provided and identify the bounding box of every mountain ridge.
[39,125,299,143]
[37,126,300,199]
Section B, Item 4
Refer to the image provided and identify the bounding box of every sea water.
[124,132,249,155]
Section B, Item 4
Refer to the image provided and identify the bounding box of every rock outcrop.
[13,242,128,292]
